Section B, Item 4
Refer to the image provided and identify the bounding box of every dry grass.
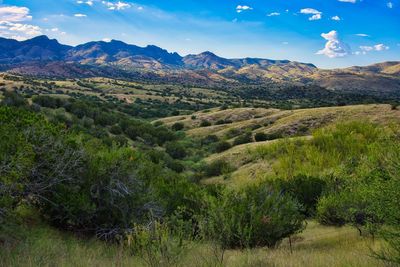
[157,104,400,139]
[1,221,385,267]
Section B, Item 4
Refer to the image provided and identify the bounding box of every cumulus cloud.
[102,1,131,10]
[300,8,322,20]
[331,16,341,21]
[0,6,43,40]
[387,2,394,8]
[267,12,280,17]
[0,6,32,22]
[338,0,357,3]
[74,13,87,17]
[316,30,351,58]
[236,5,253,13]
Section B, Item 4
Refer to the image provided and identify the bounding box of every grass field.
[0,220,383,267]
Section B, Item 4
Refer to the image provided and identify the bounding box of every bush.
[201,135,219,146]
[165,142,187,159]
[203,160,234,177]
[254,132,268,142]
[275,175,326,216]
[233,132,253,146]
[213,141,231,153]
[200,185,305,249]
[200,120,211,127]
[316,195,347,226]
[110,125,122,135]
[171,122,184,131]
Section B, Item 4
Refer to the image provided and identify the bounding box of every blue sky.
[0,0,399,68]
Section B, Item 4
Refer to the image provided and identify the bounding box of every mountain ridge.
[0,35,399,95]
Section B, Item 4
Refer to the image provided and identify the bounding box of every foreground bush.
[200,184,305,249]
[0,107,160,239]
[275,175,326,216]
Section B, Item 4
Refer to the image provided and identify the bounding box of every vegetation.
[1,80,400,266]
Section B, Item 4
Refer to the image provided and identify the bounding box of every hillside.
[0,36,399,96]
[155,104,400,187]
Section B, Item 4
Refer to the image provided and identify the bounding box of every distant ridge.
[0,35,315,70]
[0,35,399,95]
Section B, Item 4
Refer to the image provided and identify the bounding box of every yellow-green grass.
[1,221,384,267]
[157,104,400,139]
[202,137,311,189]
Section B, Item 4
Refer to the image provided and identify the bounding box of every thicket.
[0,105,306,254]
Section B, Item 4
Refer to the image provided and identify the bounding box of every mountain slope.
[0,36,71,63]
[0,36,399,96]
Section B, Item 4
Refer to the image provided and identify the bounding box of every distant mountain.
[0,36,314,71]
[0,36,71,63]
[0,36,399,96]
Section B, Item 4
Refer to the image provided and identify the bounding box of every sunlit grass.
[1,221,384,267]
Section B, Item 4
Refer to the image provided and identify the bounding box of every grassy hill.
[159,104,400,188]
[157,104,400,138]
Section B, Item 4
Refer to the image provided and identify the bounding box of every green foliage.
[203,160,234,178]
[254,132,268,142]
[165,142,187,159]
[274,175,326,217]
[199,185,305,249]
[1,90,28,107]
[127,221,192,267]
[172,122,184,131]
[199,120,211,127]
[213,141,232,153]
[0,106,162,240]
[233,132,253,146]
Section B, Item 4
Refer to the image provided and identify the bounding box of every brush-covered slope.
[157,104,400,188]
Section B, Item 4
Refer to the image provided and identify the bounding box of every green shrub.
[254,132,268,142]
[213,141,231,153]
[171,122,184,131]
[110,125,122,135]
[203,160,234,177]
[201,135,219,146]
[233,132,253,146]
[275,175,326,216]
[316,195,347,226]
[200,120,211,127]
[165,142,187,159]
[200,185,305,249]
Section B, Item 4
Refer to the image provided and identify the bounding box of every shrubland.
[1,89,400,266]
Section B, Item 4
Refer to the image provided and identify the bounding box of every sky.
[0,0,399,68]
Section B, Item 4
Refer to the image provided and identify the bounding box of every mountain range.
[1,35,399,95]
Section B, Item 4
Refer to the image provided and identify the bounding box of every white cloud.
[267,12,280,17]
[331,16,341,21]
[236,5,253,13]
[0,6,32,22]
[387,2,394,8]
[356,33,369,37]
[360,44,390,52]
[338,0,357,3]
[74,13,87,17]
[7,23,42,36]
[102,1,131,10]
[316,30,351,58]
[300,8,322,20]
[309,14,322,21]
[0,6,43,40]
[77,1,93,6]
[102,38,112,42]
